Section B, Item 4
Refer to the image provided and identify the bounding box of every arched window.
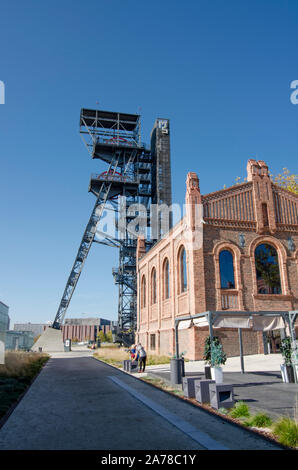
[151,267,157,304]
[219,250,235,289]
[179,246,187,293]
[255,243,281,294]
[141,275,146,308]
[163,258,170,299]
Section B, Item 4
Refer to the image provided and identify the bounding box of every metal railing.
[91,173,140,185]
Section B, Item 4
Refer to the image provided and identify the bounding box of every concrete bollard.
[209,383,235,410]
[182,376,201,398]
[127,360,138,373]
[195,379,215,403]
[170,358,185,385]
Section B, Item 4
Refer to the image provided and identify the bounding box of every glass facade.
[5,331,35,351]
[0,301,9,346]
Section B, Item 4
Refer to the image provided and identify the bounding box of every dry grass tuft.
[94,347,129,363]
[0,351,49,378]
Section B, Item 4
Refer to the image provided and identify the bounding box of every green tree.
[97,330,107,342]
[271,168,298,195]
[105,330,113,343]
[227,168,298,195]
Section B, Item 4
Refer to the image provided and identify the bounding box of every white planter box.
[211,366,223,384]
[280,363,289,383]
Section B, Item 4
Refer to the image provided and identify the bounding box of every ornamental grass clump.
[0,352,49,420]
[0,352,49,379]
[229,401,250,419]
[244,412,272,428]
[272,417,298,448]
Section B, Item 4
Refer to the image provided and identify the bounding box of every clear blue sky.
[0,0,297,326]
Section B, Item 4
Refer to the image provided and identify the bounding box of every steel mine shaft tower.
[52,109,172,345]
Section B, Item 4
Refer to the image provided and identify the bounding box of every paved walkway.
[146,353,285,374]
[0,356,282,450]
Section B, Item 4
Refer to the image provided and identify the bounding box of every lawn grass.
[93,345,173,367]
[93,346,130,367]
[0,351,49,421]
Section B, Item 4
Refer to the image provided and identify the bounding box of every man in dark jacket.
[138,345,147,372]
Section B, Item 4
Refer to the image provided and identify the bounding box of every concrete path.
[0,356,282,450]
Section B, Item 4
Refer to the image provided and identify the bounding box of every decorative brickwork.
[136,160,298,360]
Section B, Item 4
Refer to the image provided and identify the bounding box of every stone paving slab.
[148,369,297,420]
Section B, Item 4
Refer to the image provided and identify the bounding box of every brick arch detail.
[248,235,290,296]
[213,241,244,310]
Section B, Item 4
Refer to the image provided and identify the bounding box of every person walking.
[138,345,147,373]
[130,345,138,361]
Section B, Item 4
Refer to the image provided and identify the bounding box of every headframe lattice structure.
[52,109,171,345]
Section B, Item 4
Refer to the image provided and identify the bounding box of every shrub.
[272,417,298,448]
[229,401,250,418]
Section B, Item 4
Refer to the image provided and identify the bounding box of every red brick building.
[136,160,298,360]
[62,317,113,342]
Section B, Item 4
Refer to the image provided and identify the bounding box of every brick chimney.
[247,159,276,234]
[136,235,146,261]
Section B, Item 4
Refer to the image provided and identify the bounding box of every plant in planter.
[210,340,227,384]
[170,351,186,359]
[280,337,295,383]
[203,336,222,380]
